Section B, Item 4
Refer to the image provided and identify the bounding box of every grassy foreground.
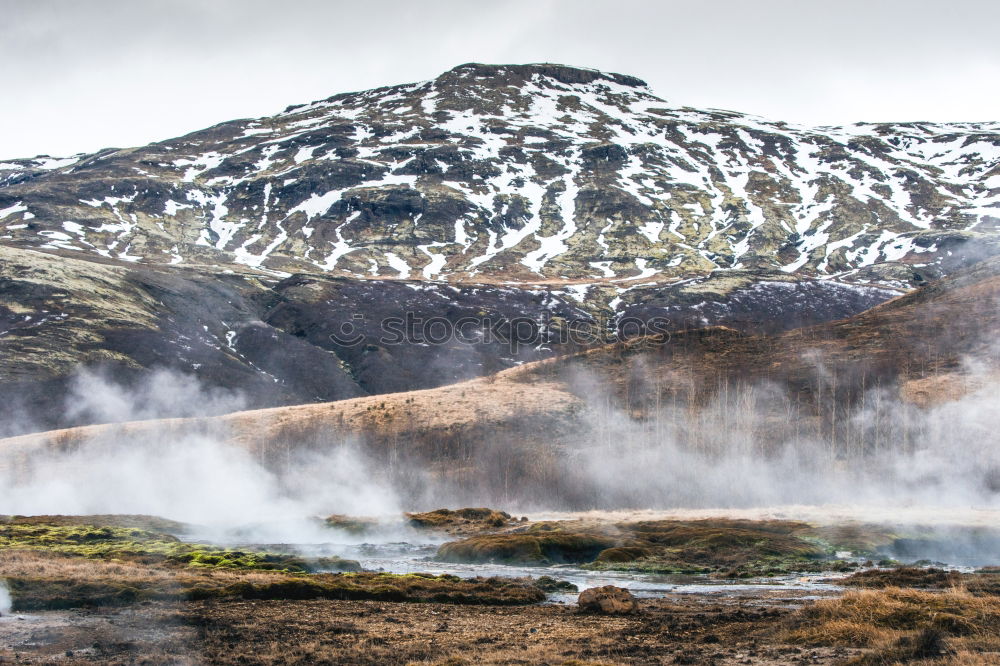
[6,512,1000,664]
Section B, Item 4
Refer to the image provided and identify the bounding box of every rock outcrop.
[578,585,639,614]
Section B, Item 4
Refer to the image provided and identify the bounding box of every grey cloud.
[1,0,997,157]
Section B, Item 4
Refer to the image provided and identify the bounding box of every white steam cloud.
[2,436,399,541]
[0,580,11,616]
[567,363,1000,511]
[66,367,246,423]
[0,369,400,542]
[4,350,1000,549]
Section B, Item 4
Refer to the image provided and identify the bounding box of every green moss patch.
[435,518,884,575]
[6,568,545,611]
[1,515,549,611]
[0,515,360,573]
[436,532,617,565]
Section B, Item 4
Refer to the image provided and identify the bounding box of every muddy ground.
[0,588,853,665]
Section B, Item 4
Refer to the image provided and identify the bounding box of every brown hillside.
[3,256,999,502]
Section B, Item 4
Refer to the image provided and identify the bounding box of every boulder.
[577,585,639,614]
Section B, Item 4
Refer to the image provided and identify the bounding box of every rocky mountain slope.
[1,63,998,431]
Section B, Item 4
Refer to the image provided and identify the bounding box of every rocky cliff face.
[1,63,997,431]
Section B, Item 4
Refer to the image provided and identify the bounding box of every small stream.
[238,538,850,604]
[178,504,1000,604]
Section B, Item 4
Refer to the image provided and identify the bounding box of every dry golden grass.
[0,371,582,464]
[932,653,1000,665]
[785,586,1000,664]
[226,376,580,446]
[791,618,894,647]
[898,373,999,408]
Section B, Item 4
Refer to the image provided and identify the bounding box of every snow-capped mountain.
[1,63,998,432]
[2,63,997,288]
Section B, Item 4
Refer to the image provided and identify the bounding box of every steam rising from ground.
[66,368,247,424]
[564,363,1000,511]
[3,357,1000,536]
[1,369,399,542]
[402,354,1000,515]
[2,434,399,542]
[0,580,10,616]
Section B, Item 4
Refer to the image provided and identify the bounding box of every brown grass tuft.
[785,586,1000,663]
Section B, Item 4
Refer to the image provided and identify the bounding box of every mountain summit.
[2,62,997,286]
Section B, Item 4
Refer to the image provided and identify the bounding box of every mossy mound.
[436,518,867,575]
[806,522,896,555]
[169,550,361,573]
[407,508,515,533]
[1,518,548,611]
[324,514,382,535]
[0,517,360,573]
[436,532,617,565]
[839,567,964,589]
[608,519,827,576]
[532,575,578,593]
[593,546,655,563]
[6,578,154,611]
[4,560,544,611]
[1,514,187,532]
[183,572,545,606]
[840,567,1000,596]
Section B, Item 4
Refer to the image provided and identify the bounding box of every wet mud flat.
[0,588,853,665]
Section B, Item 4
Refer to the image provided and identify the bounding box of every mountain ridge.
[3,62,997,289]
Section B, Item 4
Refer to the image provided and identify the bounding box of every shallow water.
[228,538,849,603]
[177,503,1000,601]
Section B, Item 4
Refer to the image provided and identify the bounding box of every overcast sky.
[2,0,998,158]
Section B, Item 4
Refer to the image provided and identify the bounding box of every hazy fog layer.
[2,360,999,539]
